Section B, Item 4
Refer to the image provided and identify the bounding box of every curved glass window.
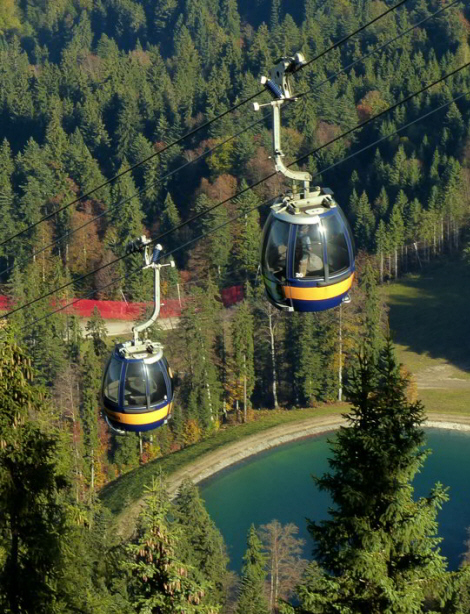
[263,218,289,280]
[323,215,350,276]
[294,224,324,279]
[123,361,147,408]
[337,207,355,256]
[104,357,121,403]
[148,361,168,405]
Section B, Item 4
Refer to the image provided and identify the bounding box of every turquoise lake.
[200,428,470,573]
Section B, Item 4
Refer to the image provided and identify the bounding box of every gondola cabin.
[102,339,173,434]
[261,187,355,312]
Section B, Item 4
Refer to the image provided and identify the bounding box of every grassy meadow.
[386,257,470,415]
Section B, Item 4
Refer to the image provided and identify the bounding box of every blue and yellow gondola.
[102,341,173,434]
[261,187,355,312]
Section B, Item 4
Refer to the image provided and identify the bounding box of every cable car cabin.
[102,339,173,434]
[261,187,355,312]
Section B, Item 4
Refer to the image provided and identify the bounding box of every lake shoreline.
[114,412,470,537]
[166,413,470,497]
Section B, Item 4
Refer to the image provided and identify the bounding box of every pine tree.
[354,190,375,250]
[0,139,15,270]
[231,180,262,281]
[359,261,386,363]
[287,313,323,408]
[221,0,241,39]
[231,300,255,421]
[174,478,230,607]
[85,306,109,358]
[288,342,452,613]
[236,525,269,614]
[80,344,102,495]
[0,0,21,34]
[375,219,389,283]
[160,191,182,251]
[0,335,69,614]
[388,199,406,278]
[181,281,223,431]
[113,432,140,474]
[123,473,216,614]
[373,185,389,220]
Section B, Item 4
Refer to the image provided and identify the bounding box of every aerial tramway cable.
[18,83,470,332]
[2,60,469,323]
[0,0,410,250]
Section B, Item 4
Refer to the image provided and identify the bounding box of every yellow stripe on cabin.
[283,273,354,301]
[104,403,172,426]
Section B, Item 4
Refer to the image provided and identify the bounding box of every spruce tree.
[231,300,255,421]
[160,191,182,251]
[123,473,216,614]
[359,261,386,363]
[0,334,69,614]
[0,139,15,269]
[80,344,102,495]
[287,342,452,613]
[174,478,230,607]
[232,180,262,281]
[236,525,270,614]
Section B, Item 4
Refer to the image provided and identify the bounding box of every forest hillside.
[1,0,470,611]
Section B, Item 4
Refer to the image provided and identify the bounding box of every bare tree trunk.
[379,251,384,284]
[69,378,81,503]
[199,333,214,422]
[414,242,422,269]
[243,353,247,423]
[394,248,398,279]
[338,304,343,402]
[270,556,275,612]
[268,311,279,409]
[90,453,95,495]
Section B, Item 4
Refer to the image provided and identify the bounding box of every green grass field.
[386,257,470,414]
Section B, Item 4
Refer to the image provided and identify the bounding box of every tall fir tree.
[123,473,217,614]
[0,334,69,614]
[284,342,455,614]
[236,525,270,614]
[174,478,230,608]
[230,300,255,421]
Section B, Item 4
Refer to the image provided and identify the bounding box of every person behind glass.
[297,225,323,277]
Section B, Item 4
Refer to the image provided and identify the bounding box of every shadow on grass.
[387,257,470,371]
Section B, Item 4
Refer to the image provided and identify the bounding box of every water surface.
[200,428,470,572]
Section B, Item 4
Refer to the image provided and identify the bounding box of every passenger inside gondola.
[124,362,147,407]
[295,224,324,278]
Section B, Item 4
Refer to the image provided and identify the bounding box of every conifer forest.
[1,0,470,611]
